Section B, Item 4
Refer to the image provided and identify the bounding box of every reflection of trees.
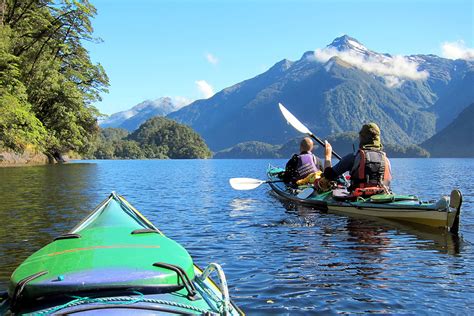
[0,163,99,289]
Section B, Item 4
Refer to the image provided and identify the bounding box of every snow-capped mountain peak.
[314,35,429,87]
[328,35,369,54]
[100,97,190,131]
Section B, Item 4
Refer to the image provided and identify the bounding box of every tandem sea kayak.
[0,192,243,315]
[267,166,462,232]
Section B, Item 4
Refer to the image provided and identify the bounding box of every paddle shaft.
[278,102,342,161]
[266,179,285,184]
[309,133,342,161]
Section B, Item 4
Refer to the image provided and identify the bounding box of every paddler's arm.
[323,140,332,170]
[323,141,354,181]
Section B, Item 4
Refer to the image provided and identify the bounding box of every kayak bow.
[4,192,244,315]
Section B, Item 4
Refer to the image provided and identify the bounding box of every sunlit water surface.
[0,159,472,314]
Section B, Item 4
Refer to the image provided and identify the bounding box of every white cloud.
[313,47,429,87]
[195,80,214,99]
[441,41,474,61]
[205,53,219,65]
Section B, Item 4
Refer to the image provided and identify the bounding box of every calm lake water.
[0,159,473,314]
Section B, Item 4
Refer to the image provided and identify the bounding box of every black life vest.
[350,149,391,189]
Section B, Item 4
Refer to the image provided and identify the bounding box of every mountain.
[168,35,474,151]
[430,63,474,130]
[213,141,281,159]
[100,97,186,131]
[421,103,474,157]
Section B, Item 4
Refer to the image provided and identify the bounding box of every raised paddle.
[229,177,284,190]
[278,102,342,160]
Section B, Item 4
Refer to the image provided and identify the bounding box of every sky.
[85,0,474,115]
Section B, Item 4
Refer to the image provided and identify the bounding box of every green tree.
[129,117,212,159]
[1,0,108,157]
[0,26,47,151]
[113,140,144,159]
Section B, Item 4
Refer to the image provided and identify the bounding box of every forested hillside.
[214,133,430,159]
[0,0,108,160]
[168,36,474,152]
[421,103,474,157]
[89,117,212,159]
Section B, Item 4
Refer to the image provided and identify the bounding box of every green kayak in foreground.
[1,192,244,315]
[267,167,462,232]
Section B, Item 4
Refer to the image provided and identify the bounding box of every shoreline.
[0,150,50,167]
[1,155,472,167]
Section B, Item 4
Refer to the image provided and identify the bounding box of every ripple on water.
[0,159,473,314]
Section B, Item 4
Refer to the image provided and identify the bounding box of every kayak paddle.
[278,102,342,160]
[229,177,283,190]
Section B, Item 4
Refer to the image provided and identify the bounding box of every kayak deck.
[6,192,243,315]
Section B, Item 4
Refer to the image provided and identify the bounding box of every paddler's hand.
[324,140,332,161]
[318,177,332,192]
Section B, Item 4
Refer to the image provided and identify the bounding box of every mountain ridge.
[101,35,474,156]
[100,97,187,131]
[167,35,473,151]
[421,102,474,157]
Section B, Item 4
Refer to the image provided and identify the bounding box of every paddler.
[283,137,324,185]
[323,123,392,195]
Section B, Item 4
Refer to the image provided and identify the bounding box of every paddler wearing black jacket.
[323,123,392,194]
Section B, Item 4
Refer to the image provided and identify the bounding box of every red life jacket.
[350,149,391,191]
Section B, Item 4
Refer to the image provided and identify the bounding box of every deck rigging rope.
[32,291,212,315]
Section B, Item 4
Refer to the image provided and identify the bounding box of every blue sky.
[86,0,473,114]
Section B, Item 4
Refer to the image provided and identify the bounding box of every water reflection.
[0,159,471,314]
[0,164,100,287]
[229,198,261,213]
[276,200,461,256]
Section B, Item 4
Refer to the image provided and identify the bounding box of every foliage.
[101,127,130,142]
[213,132,430,159]
[128,117,212,159]
[0,27,47,151]
[113,140,144,159]
[214,141,281,158]
[88,118,212,159]
[0,93,47,151]
[0,0,109,157]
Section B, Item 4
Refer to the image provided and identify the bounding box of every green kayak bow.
[4,192,244,315]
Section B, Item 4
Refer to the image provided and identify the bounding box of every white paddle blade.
[229,178,266,190]
[278,103,312,135]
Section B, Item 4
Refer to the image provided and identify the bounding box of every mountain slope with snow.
[168,35,473,151]
[100,97,187,131]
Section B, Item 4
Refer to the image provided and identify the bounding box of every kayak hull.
[4,192,244,315]
[267,167,461,231]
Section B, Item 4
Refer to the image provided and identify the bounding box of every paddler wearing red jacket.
[323,123,392,195]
